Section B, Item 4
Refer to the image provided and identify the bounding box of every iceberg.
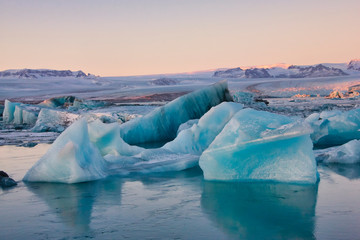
[38,96,107,110]
[24,82,235,183]
[3,99,39,125]
[119,80,233,145]
[199,109,318,184]
[306,108,360,148]
[13,105,38,125]
[39,96,78,108]
[3,100,21,123]
[315,139,360,164]
[32,108,80,132]
[23,119,107,183]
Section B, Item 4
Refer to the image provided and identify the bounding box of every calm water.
[1,145,360,240]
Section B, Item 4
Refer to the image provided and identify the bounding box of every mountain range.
[0,69,97,79]
[213,59,360,79]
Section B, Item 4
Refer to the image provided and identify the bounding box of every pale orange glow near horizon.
[0,0,359,76]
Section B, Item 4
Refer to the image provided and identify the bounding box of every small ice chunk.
[315,140,360,164]
[306,108,360,147]
[32,108,80,132]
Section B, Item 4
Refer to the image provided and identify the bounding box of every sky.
[0,0,359,76]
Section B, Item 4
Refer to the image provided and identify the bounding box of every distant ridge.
[213,59,359,79]
[0,69,98,79]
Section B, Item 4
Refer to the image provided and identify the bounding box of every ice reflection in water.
[3,145,360,239]
[25,179,123,232]
[201,181,318,239]
[321,163,360,180]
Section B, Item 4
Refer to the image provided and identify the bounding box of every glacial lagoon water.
[1,144,360,240]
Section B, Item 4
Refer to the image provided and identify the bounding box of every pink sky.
[0,0,359,76]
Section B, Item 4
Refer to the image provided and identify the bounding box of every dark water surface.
[1,145,360,240]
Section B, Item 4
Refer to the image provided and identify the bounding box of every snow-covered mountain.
[0,69,98,79]
[283,64,348,78]
[213,67,244,78]
[214,60,359,78]
[348,59,360,71]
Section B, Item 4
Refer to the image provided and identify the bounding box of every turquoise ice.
[163,102,243,154]
[306,108,360,148]
[119,80,233,145]
[24,119,107,183]
[23,81,319,184]
[199,108,318,184]
[3,99,39,125]
[24,81,234,183]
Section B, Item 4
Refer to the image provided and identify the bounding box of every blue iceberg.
[23,81,319,184]
[306,108,360,148]
[24,81,234,183]
[24,119,107,183]
[119,80,233,145]
[199,109,318,184]
[3,99,39,125]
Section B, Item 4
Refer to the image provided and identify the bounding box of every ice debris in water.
[199,108,318,184]
[119,80,233,145]
[315,139,360,164]
[2,98,137,133]
[306,108,360,148]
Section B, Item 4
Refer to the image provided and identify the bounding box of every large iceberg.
[199,109,318,184]
[24,81,234,183]
[119,80,233,145]
[306,108,360,148]
[23,81,319,184]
